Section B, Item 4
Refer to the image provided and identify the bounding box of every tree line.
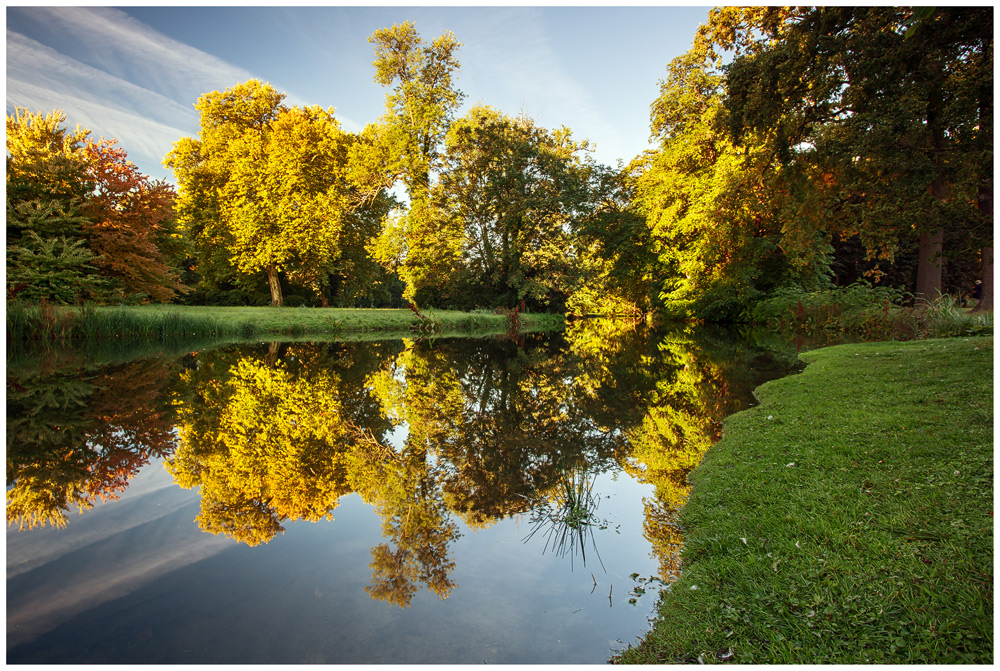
[6,9,992,317]
[634,6,992,318]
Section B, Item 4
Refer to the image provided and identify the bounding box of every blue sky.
[7,4,711,183]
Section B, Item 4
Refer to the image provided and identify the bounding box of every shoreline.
[6,303,567,344]
[613,336,994,664]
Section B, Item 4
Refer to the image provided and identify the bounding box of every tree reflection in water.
[7,323,799,607]
[6,351,180,530]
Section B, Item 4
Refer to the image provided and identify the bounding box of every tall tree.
[166,81,355,306]
[719,7,992,302]
[632,45,816,321]
[357,22,465,303]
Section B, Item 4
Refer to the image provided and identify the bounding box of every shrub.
[751,282,993,340]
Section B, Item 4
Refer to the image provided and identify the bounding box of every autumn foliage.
[83,138,186,302]
[6,108,185,304]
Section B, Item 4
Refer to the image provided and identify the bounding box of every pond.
[7,319,804,664]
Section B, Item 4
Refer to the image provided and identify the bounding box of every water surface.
[7,320,801,663]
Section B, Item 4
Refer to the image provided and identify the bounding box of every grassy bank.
[6,302,565,343]
[613,336,993,664]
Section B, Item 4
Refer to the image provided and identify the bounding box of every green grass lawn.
[613,336,993,664]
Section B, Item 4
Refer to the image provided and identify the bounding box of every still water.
[7,320,801,664]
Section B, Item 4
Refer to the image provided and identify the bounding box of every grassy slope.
[614,336,993,664]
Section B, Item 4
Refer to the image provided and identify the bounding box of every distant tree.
[438,105,595,310]
[570,163,659,316]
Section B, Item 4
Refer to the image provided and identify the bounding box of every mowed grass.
[613,336,993,664]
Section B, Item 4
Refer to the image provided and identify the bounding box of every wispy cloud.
[8,7,260,106]
[6,7,312,179]
[444,8,627,165]
[7,31,199,177]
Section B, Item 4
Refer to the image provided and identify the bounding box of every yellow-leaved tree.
[165,80,352,305]
[352,22,465,304]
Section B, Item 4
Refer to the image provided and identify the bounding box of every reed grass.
[6,301,565,344]
[7,301,255,344]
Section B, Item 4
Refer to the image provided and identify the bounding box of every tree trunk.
[915,230,944,303]
[974,178,993,312]
[266,341,283,367]
[976,245,993,312]
[266,264,283,306]
[917,86,946,304]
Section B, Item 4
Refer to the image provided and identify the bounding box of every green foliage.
[7,229,109,304]
[166,81,369,306]
[633,46,817,322]
[751,283,909,337]
[438,105,599,310]
[630,7,991,322]
[7,108,185,304]
[751,283,994,340]
[368,21,464,197]
[6,110,104,303]
[916,294,994,337]
[570,164,659,315]
[5,303,560,345]
[721,7,992,296]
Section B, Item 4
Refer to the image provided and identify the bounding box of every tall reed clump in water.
[6,300,256,343]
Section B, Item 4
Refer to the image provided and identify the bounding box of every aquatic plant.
[522,469,608,571]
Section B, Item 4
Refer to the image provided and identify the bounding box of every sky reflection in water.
[6,321,800,663]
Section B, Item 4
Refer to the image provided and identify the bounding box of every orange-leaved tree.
[83,137,186,302]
